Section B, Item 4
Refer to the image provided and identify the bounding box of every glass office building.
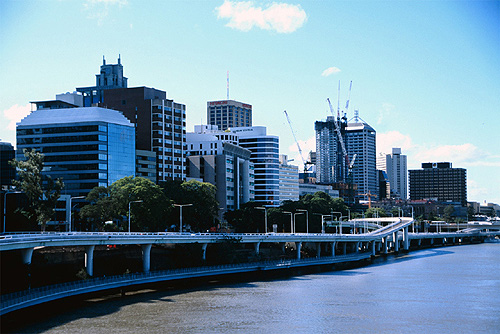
[16,107,135,197]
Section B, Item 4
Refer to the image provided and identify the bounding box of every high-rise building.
[409,162,467,205]
[76,56,128,107]
[279,154,299,203]
[0,141,16,189]
[345,120,377,199]
[102,87,187,182]
[231,126,280,207]
[207,100,252,130]
[16,107,135,197]
[315,116,347,184]
[385,148,407,199]
[186,125,254,211]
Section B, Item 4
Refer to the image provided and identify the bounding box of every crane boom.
[326,98,348,160]
[284,110,308,172]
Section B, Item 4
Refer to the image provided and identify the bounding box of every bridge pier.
[371,241,376,256]
[383,237,388,254]
[394,232,399,252]
[142,244,152,273]
[296,242,302,260]
[85,245,95,276]
[342,242,347,255]
[403,227,409,250]
[355,242,361,253]
[21,247,34,265]
[201,243,208,260]
[254,242,261,255]
[316,243,321,258]
[331,242,336,257]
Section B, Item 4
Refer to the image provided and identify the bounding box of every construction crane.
[326,98,349,173]
[359,191,377,209]
[284,110,312,181]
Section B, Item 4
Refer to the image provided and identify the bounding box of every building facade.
[186,125,254,211]
[207,100,252,131]
[345,121,377,199]
[102,87,187,182]
[409,162,467,205]
[385,148,407,199]
[279,154,299,203]
[0,141,16,189]
[16,107,135,197]
[315,116,347,185]
[76,56,128,107]
[231,126,280,207]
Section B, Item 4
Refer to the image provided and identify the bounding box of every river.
[9,243,500,333]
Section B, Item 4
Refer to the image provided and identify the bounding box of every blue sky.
[1,0,499,204]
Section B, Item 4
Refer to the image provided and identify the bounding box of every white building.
[230,126,280,207]
[385,148,407,199]
[279,154,299,203]
[186,125,254,212]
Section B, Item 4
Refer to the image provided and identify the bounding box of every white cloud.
[287,136,315,168]
[3,103,31,131]
[84,0,128,24]
[376,131,414,155]
[377,102,395,124]
[216,1,307,33]
[321,67,341,77]
[414,143,489,165]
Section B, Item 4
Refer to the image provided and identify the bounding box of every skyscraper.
[315,116,347,184]
[207,100,252,130]
[102,87,187,182]
[16,107,135,197]
[385,148,407,199]
[76,56,128,107]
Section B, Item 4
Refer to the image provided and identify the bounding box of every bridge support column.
[21,247,34,265]
[296,242,302,260]
[85,245,95,276]
[376,241,381,253]
[418,239,421,247]
[383,237,388,254]
[331,242,336,257]
[394,232,399,252]
[430,238,434,245]
[281,243,286,254]
[371,242,376,256]
[355,242,361,253]
[316,243,321,258]
[342,242,347,255]
[254,242,261,255]
[142,244,152,273]
[403,227,409,250]
[201,243,208,260]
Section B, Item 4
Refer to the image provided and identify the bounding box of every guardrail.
[0,252,371,316]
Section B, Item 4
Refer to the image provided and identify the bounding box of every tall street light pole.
[174,203,192,233]
[69,196,85,232]
[297,209,308,234]
[256,206,268,233]
[293,212,304,234]
[128,200,143,233]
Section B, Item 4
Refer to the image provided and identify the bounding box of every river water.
[11,243,500,333]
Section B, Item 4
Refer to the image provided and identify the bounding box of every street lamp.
[283,211,293,233]
[297,209,309,233]
[313,213,332,234]
[3,191,22,234]
[174,203,192,233]
[256,206,268,233]
[68,196,85,232]
[128,200,143,233]
[293,212,304,234]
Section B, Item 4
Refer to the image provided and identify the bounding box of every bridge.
[1,218,498,316]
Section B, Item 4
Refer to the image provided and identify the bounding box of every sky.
[1,0,499,204]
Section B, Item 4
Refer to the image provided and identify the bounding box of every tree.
[365,207,387,218]
[9,149,64,232]
[444,205,455,223]
[160,180,219,232]
[79,186,117,229]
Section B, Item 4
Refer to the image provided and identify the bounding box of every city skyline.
[1,0,499,204]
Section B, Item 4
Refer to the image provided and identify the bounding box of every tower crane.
[284,110,312,181]
[327,98,349,173]
[359,191,377,209]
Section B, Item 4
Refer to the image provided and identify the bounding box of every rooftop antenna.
[118,54,121,65]
[227,71,229,100]
[103,55,106,65]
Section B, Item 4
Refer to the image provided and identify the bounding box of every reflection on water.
[9,244,500,334]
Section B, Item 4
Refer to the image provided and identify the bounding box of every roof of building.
[17,107,133,127]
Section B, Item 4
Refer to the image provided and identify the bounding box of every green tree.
[443,205,455,223]
[79,186,117,229]
[9,149,64,232]
[365,207,387,218]
[160,180,219,232]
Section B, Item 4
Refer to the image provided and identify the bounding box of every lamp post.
[3,191,22,234]
[256,206,268,233]
[313,213,332,234]
[128,200,143,233]
[174,203,192,233]
[283,211,293,233]
[293,212,304,234]
[297,209,309,234]
[68,196,85,232]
